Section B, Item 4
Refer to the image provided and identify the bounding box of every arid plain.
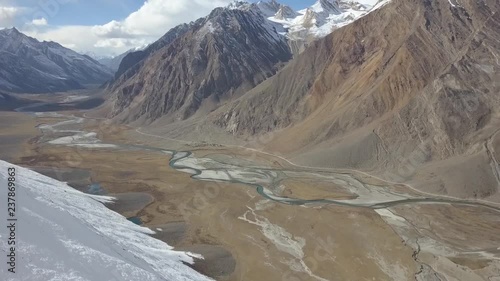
[0,96,499,281]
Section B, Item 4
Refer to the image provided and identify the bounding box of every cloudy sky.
[0,0,319,57]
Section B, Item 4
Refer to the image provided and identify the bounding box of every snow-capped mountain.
[98,50,134,72]
[107,0,389,123]
[252,0,391,40]
[0,28,113,93]
[96,44,150,73]
[0,160,211,280]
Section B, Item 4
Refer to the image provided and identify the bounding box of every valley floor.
[0,98,499,281]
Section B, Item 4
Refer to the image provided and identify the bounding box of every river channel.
[26,110,500,214]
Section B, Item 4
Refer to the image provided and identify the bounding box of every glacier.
[0,160,212,281]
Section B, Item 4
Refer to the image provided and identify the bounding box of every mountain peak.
[258,0,280,6]
[1,27,22,37]
[256,0,283,17]
[310,0,342,14]
[8,27,20,34]
[274,4,298,20]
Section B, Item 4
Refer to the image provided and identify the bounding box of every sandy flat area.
[0,112,38,162]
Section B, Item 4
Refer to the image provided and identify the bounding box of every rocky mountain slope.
[107,5,292,122]
[0,28,113,93]
[113,24,193,80]
[212,0,500,200]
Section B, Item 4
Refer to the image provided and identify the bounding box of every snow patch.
[0,161,212,280]
[197,20,217,39]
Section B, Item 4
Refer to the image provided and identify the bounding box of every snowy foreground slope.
[0,160,211,281]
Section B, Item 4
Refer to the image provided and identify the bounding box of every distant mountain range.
[0,0,382,95]
[0,28,113,93]
[95,45,149,72]
[97,50,133,72]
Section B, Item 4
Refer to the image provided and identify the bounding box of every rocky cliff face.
[0,28,113,93]
[107,5,292,122]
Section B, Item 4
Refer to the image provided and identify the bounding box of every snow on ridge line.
[0,160,212,281]
[369,0,391,11]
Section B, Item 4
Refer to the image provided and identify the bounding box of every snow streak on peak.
[0,161,212,281]
[227,0,248,10]
[256,0,281,16]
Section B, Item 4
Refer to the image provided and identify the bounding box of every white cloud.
[24,25,101,52]
[117,0,231,35]
[0,6,19,27]
[94,38,148,49]
[60,43,76,49]
[92,0,233,38]
[22,0,233,56]
[92,20,135,38]
[31,17,47,26]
